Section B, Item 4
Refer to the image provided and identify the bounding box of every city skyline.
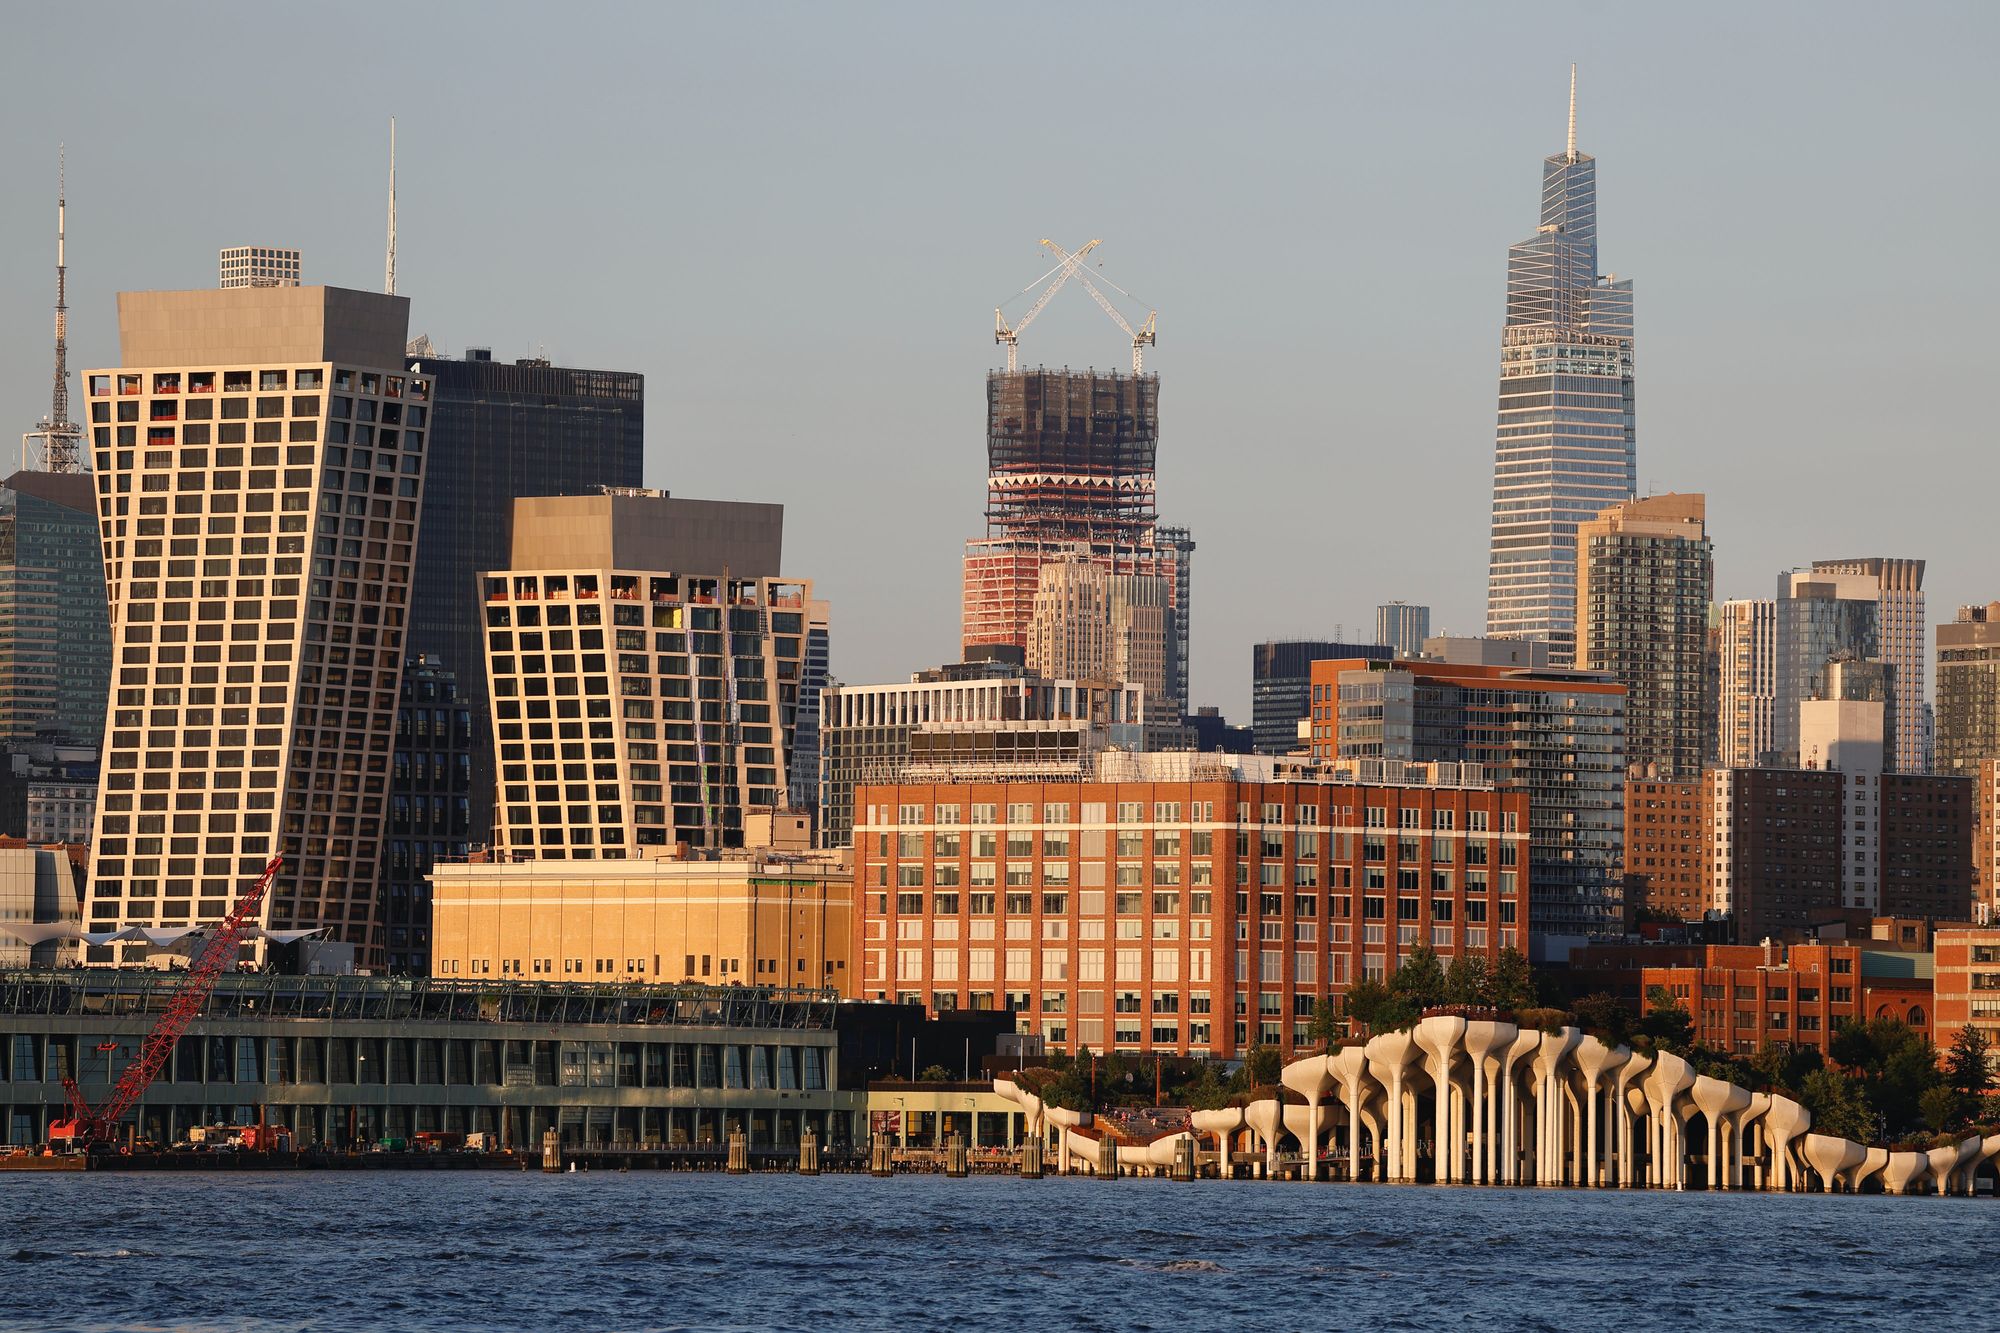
[1,4,1995,724]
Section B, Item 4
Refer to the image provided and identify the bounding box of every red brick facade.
[853,777,1529,1059]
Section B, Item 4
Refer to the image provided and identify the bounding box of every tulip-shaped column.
[1365,1032,1423,1183]
[1461,1020,1516,1186]
[1327,1046,1372,1182]
[1282,1055,1336,1181]
[1612,1052,1652,1187]
[1571,1037,1630,1187]
[1689,1075,1752,1190]
[1529,1028,1581,1184]
[1761,1094,1812,1192]
[1413,1015,1468,1184]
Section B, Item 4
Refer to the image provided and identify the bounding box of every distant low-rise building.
[430,817,850,990]
[1641,941,1931,1057]
[1933,927,2000,1058]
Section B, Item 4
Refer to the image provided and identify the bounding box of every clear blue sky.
[3,1,1994,721]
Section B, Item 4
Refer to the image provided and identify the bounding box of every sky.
[2,1,1995,722]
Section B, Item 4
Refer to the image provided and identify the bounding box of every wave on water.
[1117,1258,1225,1274]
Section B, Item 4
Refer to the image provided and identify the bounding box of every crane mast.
[51,855,286,1151]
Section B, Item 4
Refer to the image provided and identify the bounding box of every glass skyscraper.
[1486,72,1636,667]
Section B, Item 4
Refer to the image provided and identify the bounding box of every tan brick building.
[852,755,1528,1059]
[431,828,850,989]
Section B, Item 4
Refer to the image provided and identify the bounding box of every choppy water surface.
[2,1173,1995,1332]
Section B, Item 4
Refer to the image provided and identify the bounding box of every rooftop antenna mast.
[23,145,85,474]
[384,117,397,296]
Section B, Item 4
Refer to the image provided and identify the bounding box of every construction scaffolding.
[984,368,1158,544]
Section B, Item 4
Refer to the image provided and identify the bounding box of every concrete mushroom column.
[1571,1038,1630,1187]
[1327,1046,1371,1182]
[1761,1095,1811,1192]
[1613,1052,1652,1187]
[1801,1134,1867,1193]
[1189,1106,1245,1179]
[1461,1020,1515,1186]
[1735,1093,1770,1190]
[1281,1054,1336,1181]
[1642,1051,1695,1190]
[1498,1029,1543,1185]
[1413,1015,1468,1184]
[1689,1076,1752,1190]
[1529,1028,1581,1185]
[1365,1031,1422,1183]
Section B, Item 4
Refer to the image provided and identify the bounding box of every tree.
[1442,953,1492,1007]
[1799,1066,1874,1142]
[1307,997,1344,1047]
[1389,945,1446,1010]
[1487,948,1536,1011]
[1944,1024,1993,1099]
[1571,992,1632,1045]
[1748,1041,1822,1096]
[917,1064,955,1083]
[1172,1061,1229,1110]
[1920,1083,1966,1134]
[1342,979,1415,1035]
[1637,986,1694,1053]
[1239,1044,1282,1089]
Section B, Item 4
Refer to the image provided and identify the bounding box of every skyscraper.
[1717,598,1777,768]
[81,285,425,966]
[382,654,472,974]
[482,490,825,857]
[1811,557,1927,773]
[1486,69,1637,666]
[1374,602,1430,658]
[1575,493,1712,779]
[961,368,1192,716]
[1773,569,1882,769]
[1937,601,2000,776]
[0,471,109,746]
[404,347,645,845]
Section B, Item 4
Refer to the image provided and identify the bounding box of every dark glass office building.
[384,655,473,973]
[1250,639,1392,755]
[404,349,644,844]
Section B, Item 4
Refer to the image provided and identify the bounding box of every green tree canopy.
[1389,945,1446,1010]
[1488,948,1536,1010]
[1637,986,1694,1053]
[1944,1024,1993,1099]
[1799,1066,1875,1142]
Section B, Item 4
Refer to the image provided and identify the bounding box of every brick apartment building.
[852,755,1528,1059]
[1934,927,2000,1057]
[1642,941,1930,1057]
[1623,779,1704,921]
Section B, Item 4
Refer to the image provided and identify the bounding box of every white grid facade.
[82,359,428,963]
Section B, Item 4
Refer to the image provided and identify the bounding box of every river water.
[1,1172,1994,1331]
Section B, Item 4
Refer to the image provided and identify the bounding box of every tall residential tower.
[1575,493,1712,779]
[1485,69,1637,666]
[82,286,425,966]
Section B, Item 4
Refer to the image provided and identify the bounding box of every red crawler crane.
[50,855,284,1151]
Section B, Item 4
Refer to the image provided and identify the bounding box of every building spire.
[1566,64,1578,162]
[385,117,397,296]
[23,145,84,473]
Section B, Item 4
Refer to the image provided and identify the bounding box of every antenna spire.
[385,118,397,296]
[24,144,84,473]
[1566,64,1578,162]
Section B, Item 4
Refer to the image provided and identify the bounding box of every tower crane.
[1039,238,1158,374]
[49,854,286,1152]
[994,238,1099,373]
